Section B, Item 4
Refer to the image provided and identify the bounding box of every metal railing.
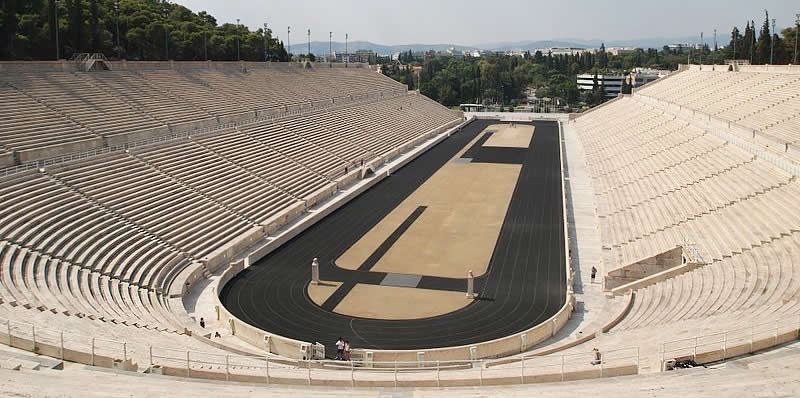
[660,314,800,370]
[2,309,799,385]
[146,345,639,387]
[0,313,638,386]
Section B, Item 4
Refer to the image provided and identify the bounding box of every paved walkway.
[537,122,608,346]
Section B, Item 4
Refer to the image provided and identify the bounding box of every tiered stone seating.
[139,70,248,117]
[0,66,411,166]
[193,70,310,110]
[86,72,212,126]
[0,172,184,291]
[242,121,346,177]
[0,82,99,152]
[567,67,800,373]
[195,130,330,200]
[50,153,253,260]
[0,64,461,385]
[636,70,800,146]
[276,116,367,164]
[7,73,163,137]
[135,141,299,225]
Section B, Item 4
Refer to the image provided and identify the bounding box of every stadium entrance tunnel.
[220,119,567,355]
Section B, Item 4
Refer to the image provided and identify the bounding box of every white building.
[606,47,638,56]
[537,47,587,56]
[630,68,670,87]
[576,74,625,98]
[577,69,669,99]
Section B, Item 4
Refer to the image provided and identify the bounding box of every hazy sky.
[178,0,798,46]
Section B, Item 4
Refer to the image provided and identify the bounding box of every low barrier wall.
[18,138,105,163]
[0,153,14,168]
[660,315,800,370]
[202,226,267,273]
[168,261,205,298]
[302,182,338,209]
[105,126,171,146]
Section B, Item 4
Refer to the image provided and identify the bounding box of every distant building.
[606,47,638,56]
[446,48,465,59]
[577,69,668,98]
[538,47,587,56]
[630,68,670,87]
[576,74,625,98]
[666,43,702,53]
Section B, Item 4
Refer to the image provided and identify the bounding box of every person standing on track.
[335,337,345,360]
[344,340,352,361]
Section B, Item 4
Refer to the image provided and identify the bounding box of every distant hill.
[289,36,703,56]
[476,40,588,51]
[288,41,475,56]
[552,36,701,49]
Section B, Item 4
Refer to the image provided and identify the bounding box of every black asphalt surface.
[220,120,566,352]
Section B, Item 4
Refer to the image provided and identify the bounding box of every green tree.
[755,11,771,64]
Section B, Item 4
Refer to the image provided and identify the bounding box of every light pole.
[699,32,704,65]
[795,14,800,64]
[713,29,717,52]
[236,18,241,61]
[287,26,291,61]
[345,33,348,66]
[264,22,274,62]
[163,0,169,61]
[202,15,208,61]
[307,29,311,60]
[770,18,776,64]
[54,0,60,60]
[114,0,121,59]
[329,31,332,63]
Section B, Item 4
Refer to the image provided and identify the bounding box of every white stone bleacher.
[0,172,184,293]
[0,66,409,169]
[242,120,346,178]
[0,81,100,153]
[635,69,800,147]
[6,73,163,138]
[0,67,460,382]
[49,152,254,261]
[568,69,800,372]
[194,129,330,201]
[0,241,182,332]
[134,141,299,225]
[615,233,800,332]
[138,70,248,117]
[275,116,367,165]
[85,71,213,126]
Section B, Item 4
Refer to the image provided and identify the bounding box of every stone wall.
[604,247,684,290]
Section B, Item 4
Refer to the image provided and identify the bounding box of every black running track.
[220,120,566,352]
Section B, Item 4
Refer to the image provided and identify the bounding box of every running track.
[220,120,566,352]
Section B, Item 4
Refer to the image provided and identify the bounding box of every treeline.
[383,11,798,109]
[0,0,288,61]
[381,48,685,109]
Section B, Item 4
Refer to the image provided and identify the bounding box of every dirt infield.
[482,124,535,148]
[336,126,520,278]
[330,284,469,320]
